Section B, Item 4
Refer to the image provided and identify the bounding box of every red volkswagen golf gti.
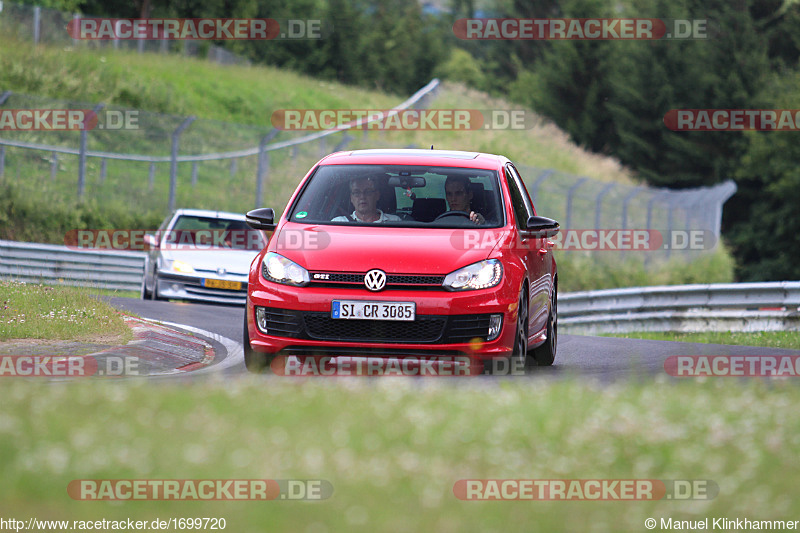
[243,149,559,375]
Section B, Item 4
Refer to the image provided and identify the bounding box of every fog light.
[487,314,502,341]
[255,307,268,334]
[171,283,180,293]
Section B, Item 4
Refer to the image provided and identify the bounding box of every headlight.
[169,259,195,274]
[443,259,503,291]
[262,252,309,286]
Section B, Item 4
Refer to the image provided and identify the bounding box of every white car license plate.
[331,300,415,321]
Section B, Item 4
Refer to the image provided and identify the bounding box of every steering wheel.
[434,210,471,221]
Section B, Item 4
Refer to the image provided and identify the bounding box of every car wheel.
[532,287,557,366]
[243,311,275,373]
[149,276,160,301]
[140,279,151,299]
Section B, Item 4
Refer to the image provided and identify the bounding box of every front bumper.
[156,272,248,305]
[246,281,520,361]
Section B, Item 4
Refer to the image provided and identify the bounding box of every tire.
[149,276,160,301]
[484,287,529,376]
[243,311,275,373]
[141,259,152,299]
[140,279,151,300]
[531,287,557,366]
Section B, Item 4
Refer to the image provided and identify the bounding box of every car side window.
[505,164,532,230]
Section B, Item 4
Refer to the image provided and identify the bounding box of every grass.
[603,331,800,350]
[0,280,131,342]
[0,377,798,532]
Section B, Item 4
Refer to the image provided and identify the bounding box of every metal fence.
[0,2,249,65]
[0,79,441,214]
[0,239,145,292]
[518,165,737,261]
[560,282,800,334]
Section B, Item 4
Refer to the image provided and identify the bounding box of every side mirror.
[143,233,159,250]
[524,216,560,238]
[246,208,277,231]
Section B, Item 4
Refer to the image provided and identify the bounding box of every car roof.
[318,149,508,170]
[172,208,247,221]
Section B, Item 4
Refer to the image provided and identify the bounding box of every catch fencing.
[0,1,248,65]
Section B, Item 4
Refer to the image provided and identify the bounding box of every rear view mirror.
[387,176,426,188]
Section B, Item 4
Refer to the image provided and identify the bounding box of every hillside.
[0,36,634,184]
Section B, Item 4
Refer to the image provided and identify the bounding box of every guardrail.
[0,239,145,292]
[4,239,799,334]
[560,282,800,334]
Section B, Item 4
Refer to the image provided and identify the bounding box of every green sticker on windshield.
[296,211,308,218]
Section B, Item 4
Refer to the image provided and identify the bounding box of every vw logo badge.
[216,268,227,276]
[364,269,387,291]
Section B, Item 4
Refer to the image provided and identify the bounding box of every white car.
[141,209,267,305]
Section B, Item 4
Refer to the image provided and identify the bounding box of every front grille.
[304,313,446,343]
[257,307,495,345]
[308,271,445,290]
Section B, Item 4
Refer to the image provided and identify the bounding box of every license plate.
[332,300,415,321]
[203,279,242,291]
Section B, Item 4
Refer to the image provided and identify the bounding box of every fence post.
[256,129,280,209]
[148,162,156,191]
[0,146,5,179]
[99,159,107,184]
[72,14,80,47]
[334,133,354,152]
[230,159,237,177]
[78,102,105,200]
[51,152,58,181]
[191,162,198,188]
[564,177,588,229]
[530,169,553,204]
[168,116,195,212]
[33,6,41,46]
[594,183,616,230]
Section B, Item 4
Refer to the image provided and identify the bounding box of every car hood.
[161,248,260,276]
[271,223,506,274]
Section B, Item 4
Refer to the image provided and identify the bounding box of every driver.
[332,177,401,223]
[444,175,485,224]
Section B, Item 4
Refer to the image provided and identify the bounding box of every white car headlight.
[443,259,503,291]
[168,259,195,274]
[262,252,309,286]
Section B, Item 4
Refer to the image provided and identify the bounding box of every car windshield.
[168,215,266,250]
[288,164,504,227]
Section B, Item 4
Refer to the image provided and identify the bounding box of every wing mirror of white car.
[143,233,159,250]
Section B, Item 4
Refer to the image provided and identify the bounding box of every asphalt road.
[110,297,800,381]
